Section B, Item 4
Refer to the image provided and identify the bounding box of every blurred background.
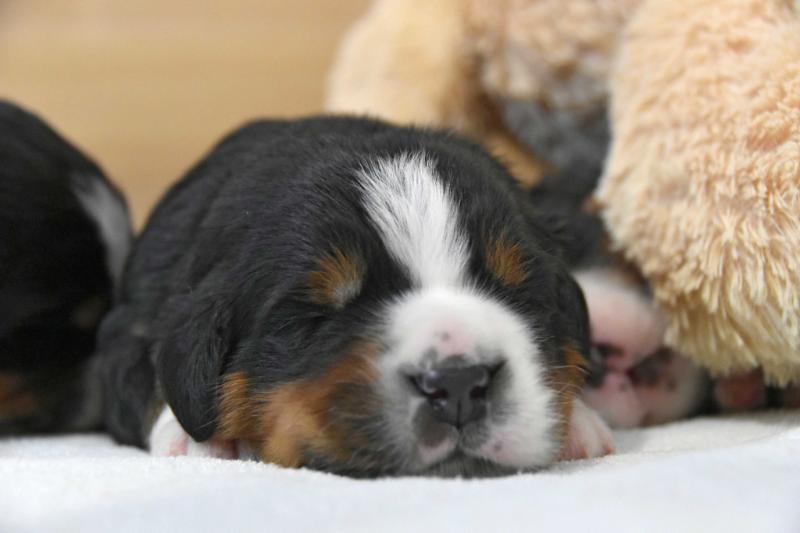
[0,0,369,226]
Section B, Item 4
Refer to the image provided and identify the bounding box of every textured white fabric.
[1,411,799,533]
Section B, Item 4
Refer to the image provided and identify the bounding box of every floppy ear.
[156,295,233,442]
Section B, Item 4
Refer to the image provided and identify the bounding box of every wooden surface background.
[0,0,369,226]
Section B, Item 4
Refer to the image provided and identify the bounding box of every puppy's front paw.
[583,371,647,428]
[561,398,615,461]
[149,405,238,459]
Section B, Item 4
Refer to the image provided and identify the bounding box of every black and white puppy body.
[0,100,131,433]
[99,117,612,477]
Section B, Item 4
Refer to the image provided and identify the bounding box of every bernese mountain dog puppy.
[0,100,131,434]
[98,116,613,477]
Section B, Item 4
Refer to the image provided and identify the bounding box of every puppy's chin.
[414,452,521,479]
[409,430,558,478]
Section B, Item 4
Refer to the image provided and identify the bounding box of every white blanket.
[1,411,799,533]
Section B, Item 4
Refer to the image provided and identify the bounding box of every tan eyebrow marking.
[486,235,528,286]
[306,248,364,308]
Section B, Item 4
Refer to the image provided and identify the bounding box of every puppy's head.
[159,150,590,477]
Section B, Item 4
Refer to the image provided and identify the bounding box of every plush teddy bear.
[326,0,800,386]
[599,0,800,385]
[328,0,638,189]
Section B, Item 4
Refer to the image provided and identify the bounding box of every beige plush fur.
[327,0,638,185]
[326,0,800,383]
[599,0,800,384]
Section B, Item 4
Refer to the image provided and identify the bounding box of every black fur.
[503,98,609,195]
[98,116,590,475]
[0,100,130,433]
[526,172,608,270]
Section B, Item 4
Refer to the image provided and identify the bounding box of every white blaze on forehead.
[358,153,468,286]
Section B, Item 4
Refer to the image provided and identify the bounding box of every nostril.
[468,363,499,401]
[469,384,488,400]
[487,360,505,378]
[409,371,448,400]
[427,388,448,401]
[413,382,448,402]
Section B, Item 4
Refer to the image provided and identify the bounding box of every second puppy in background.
[0,100,131,434]
[528,178,711,429]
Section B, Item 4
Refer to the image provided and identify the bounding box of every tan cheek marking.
[218,372,320,467]
[0,374,40,419]
[217,344,379,468]
[307,248,364,308]
[217,372,256,440]
[546,344,589,441]
[486,236,528,286]
[258,347,379,467]
[256,382,326,467]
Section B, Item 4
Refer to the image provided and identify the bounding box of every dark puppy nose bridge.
[410,363,499,428]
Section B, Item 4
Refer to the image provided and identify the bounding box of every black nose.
[410,364,496,428]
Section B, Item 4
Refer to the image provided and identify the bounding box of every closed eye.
[484,235,529,287]
[306,248,365,309]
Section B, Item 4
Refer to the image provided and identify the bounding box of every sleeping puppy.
[527,179,711,428]
[98,116,613,477]
[0,100,131,434]
[531,176,800,425]
[574,250,711,427]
